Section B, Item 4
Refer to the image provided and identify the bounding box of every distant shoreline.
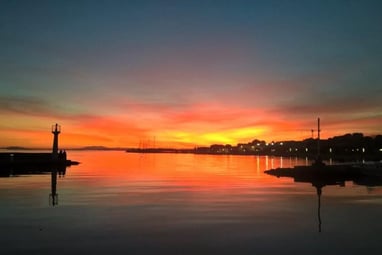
[2,132,382,161]
[1,146,381,162]
[125,147,382,162]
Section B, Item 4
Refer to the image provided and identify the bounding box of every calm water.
[1,151,382,254]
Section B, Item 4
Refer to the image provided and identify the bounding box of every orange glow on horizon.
[1,100,381,148]
[1,120,380,149]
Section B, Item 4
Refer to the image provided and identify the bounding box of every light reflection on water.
[1,151,382,254]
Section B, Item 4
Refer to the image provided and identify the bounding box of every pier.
[0,124,78,176]
[265,118,382,185]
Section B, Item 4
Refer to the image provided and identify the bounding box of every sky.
[1,0,381,148]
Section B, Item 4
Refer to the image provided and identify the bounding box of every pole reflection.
[266,165,382,233]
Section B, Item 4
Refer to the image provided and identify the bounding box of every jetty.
[265,118,382,183]
[264,119,382,232]
[0,124,78,176]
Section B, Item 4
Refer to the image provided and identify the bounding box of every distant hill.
[74,146,127,151]
[1,146,127,151]
[3,146,36,150]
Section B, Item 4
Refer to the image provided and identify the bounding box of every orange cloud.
[1,88,381,148]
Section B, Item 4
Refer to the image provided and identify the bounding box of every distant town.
[2,132,382,161]
[126,133,382,161]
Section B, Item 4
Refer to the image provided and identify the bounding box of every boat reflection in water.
[265,163,382,232]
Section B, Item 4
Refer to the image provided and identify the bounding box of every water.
[1,151,381,254]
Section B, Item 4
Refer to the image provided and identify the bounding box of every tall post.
[317,118,320,157]
[315,117,324,165]
[52,123,61,160]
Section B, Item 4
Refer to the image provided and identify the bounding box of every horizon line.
[2,132,381,151]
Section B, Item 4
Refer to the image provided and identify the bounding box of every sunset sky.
[1,0,381,148]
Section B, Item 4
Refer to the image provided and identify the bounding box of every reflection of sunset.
[68,151,299,190]
[2,2,382,254]
[60,151,374,211]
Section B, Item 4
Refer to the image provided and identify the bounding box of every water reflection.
[266,167,382,233]
[1,152,382,254]
[312,179,344,233]
[50,169,59,206]
[0,165,66,206]
[49,167,66,206]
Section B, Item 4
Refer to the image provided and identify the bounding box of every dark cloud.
[0,96,91,120]
[274,86,382,117]
[0,96,57,116]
